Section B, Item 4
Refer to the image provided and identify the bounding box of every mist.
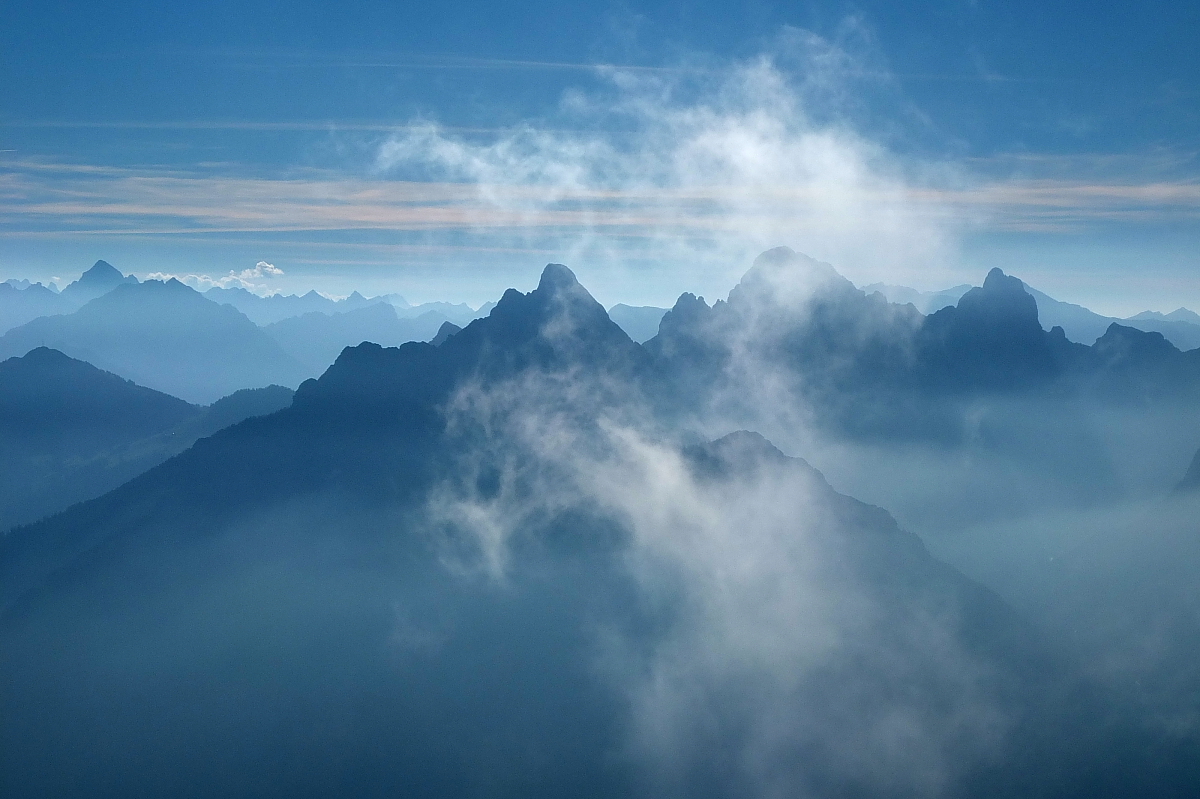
[3,22,1200,799]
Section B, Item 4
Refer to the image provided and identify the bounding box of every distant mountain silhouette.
[207,286,489,328]
[872,277,1200,349]
[915,267,1071,391]
[0,347,294,531]
[205,286,380,325]
[396,299,491,327]
[2,261,145,334]
[59,259,139,306]
[0,279,307,403]
[648,247,926,434]
[430,320,461,346]
[1131,307,1200,325]
[861,282,972,314]
[649,249,1200,443]
[0,346,196,455]
[607,303,667,343]
[1075,323,1200,401]
[264,302,454,377]
[0,347,196,530]
[1175,448,1200,493]
[0,281,67,334]
[1,261,1194,796]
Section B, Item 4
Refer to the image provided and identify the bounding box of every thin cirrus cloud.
[2,32,1197,295]
[1,157,1195,238]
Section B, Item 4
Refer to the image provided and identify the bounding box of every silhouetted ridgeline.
[264,302,462,378]
[0,278,307,403]
[0,347,293,531]
[3,260,1199,797]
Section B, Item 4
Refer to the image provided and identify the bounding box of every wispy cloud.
[2,30,1198,294]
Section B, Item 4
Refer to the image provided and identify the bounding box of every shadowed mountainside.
[0,347,293,531]
[2,263,1191,797]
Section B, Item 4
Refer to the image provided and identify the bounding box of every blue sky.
[1,0,1197,313]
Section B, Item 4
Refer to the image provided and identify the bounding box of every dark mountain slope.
[2,262,1181,797]
[0,264,645,606]
[0,348,294,531]
[0,346,196,454]
[430,320,461,346]
[914,268,1081,392]
[0,279,307,403]
[1072,323,1200,401]
[0,264,656,798]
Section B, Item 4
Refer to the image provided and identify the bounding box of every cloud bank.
[146,260,285,292]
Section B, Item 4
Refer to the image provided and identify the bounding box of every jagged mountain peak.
[77,260,123,283]
[1092,322,1180,361]
[60,259,138,303]
[430,321,462,346]
[535,262,586,296]
[730,247,849,309]
[684,430,794,478]
[952,267,1041,329]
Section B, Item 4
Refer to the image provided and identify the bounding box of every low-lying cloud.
[425,365,1011,796]
[146,260,285,292]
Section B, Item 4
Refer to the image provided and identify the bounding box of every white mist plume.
[375,26,963,299]
[426,364,1008,796]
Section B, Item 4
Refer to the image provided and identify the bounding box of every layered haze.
[3,7,1200,797]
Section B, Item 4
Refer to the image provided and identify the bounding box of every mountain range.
[866,280,1200,349]
[264,302,477,378]
[203,285,491,327]
[3,258,1199,796]
[0,260,135,332]
[3,252,1200,796]
[0,278,307,403]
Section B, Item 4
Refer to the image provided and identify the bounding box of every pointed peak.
[537,263,580,294]
[732,248,847,309]
[751,246,799,268]
[430,320,462,346]
[21,346,73,363]
[75,260,124,284]
[669,292,710,316]
[684,431,808,481]
[950,267,1039,327]
[982,267,1022,293]
[86,259,119,276]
